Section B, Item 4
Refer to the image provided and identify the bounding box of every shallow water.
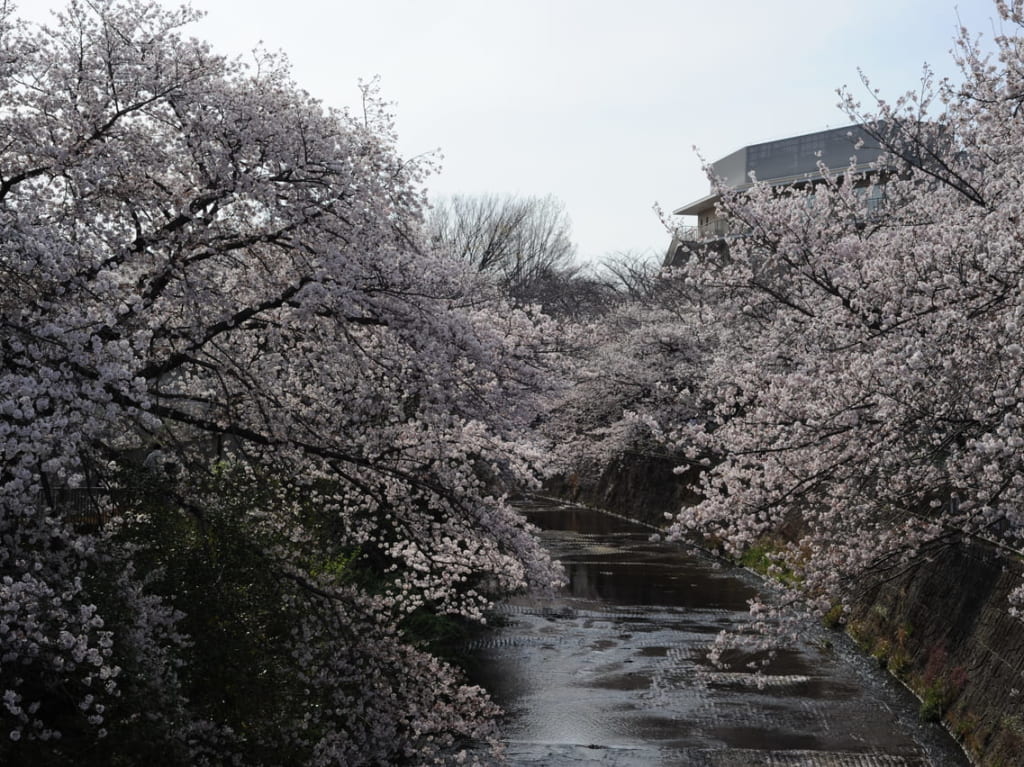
[465,501,969,766]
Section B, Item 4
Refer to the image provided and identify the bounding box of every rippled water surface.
[465,501,969,766]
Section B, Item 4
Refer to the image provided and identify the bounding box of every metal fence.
[41,487,119,529]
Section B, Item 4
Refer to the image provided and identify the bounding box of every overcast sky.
[20,0,1006,262]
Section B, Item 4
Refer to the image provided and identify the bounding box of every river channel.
[465,500,969,766]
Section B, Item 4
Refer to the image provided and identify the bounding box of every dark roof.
[674,124,887,215]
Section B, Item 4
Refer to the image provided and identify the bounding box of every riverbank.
[542,454,1024,766]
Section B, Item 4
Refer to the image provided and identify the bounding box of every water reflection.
[521,504,644,532]
[562,559,759,611]
[466,502,969,766]
[527,504,759,611]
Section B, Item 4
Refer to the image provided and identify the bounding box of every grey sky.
[20,0,1006,262]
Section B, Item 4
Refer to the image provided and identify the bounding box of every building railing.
[674,219,733,243]
[698,219,731,238]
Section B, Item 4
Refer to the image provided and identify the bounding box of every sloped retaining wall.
[846,539,1024,766]
[546,451,1024,766]
[544,449,700,528]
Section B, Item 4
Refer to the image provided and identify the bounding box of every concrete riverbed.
[465,501,969,766]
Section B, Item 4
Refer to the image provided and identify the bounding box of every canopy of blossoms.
[0,2,561,764]
[665,0,1024,628]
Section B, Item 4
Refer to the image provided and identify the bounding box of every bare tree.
[427,193,578,304]
[522,262,620,320]
[598,249,664,301]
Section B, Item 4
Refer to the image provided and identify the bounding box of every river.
[465,500,969,766]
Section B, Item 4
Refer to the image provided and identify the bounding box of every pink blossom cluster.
[543,299,704,476]
[662,1,1024,631]
[0,1,562,763]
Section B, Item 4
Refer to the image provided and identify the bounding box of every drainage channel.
[463,501,969,766]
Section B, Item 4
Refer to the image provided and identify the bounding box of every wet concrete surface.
[465,501,970,766]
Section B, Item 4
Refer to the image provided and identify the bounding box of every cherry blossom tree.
[542,295,705,486]
[664,0,1024,626]
[0,2,562,764]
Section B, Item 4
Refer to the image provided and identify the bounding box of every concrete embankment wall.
[846,539,1024,766]
[544,449,701,527]
[545,452,1024,767]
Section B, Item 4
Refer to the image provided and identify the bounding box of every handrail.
[675,219,732,241]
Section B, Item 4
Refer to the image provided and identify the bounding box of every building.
[665,124,887,266]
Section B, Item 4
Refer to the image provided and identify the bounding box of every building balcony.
[664,220,733,266]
